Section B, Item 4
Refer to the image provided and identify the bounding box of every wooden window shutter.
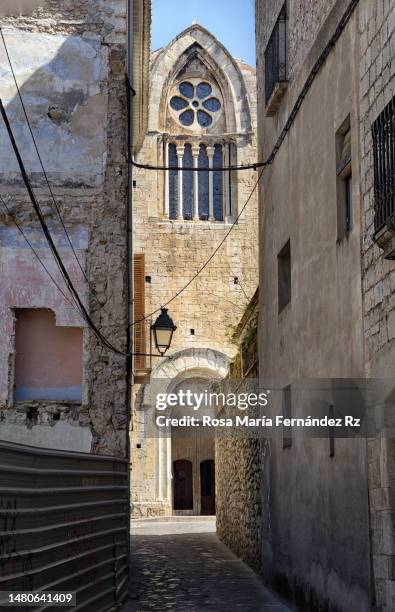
[134,254,146,369]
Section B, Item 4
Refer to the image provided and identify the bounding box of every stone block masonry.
[359,1,395,610]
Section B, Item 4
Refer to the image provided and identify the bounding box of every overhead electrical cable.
[127,0,360,327]
[128,0,359,175]
[0,99,129,357]
[0,195,86,319]
[0,0,359,355]
[129,169,264,327]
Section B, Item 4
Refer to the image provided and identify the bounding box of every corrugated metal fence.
[0,440,129,611]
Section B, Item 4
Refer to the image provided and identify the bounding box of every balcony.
[372,97,395,260]
[265,5,288,117]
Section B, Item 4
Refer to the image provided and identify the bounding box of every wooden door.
[173,460,193,510]
[200,459,215,515]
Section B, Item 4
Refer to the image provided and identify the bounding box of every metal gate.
[0,440,129,611]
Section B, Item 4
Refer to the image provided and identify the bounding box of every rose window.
[169,80,222,129]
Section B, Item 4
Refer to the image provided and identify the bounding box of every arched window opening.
[169,79,222,130]
[169,143,178,220]
[213,144,224,221]
[182,144,193,220]
[198,144,209,220]
[167,142,229,222]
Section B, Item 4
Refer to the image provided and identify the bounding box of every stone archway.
[132,348,229,517]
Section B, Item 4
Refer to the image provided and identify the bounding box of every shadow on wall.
[0,27,108,188]
[0,1,43,16]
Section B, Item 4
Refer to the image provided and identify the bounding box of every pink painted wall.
[15,309,83,400]
[0,226,87,403]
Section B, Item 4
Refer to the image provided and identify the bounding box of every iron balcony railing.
[265,4,288,104]
[0,440,129,612]
[372,96,395,232]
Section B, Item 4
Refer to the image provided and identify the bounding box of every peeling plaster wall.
[0,0,129,456]
[0,30,108,187]
[0,227,88,403]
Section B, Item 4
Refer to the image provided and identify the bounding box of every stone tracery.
[169,79,222,129]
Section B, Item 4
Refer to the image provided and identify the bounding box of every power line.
[130,156,268,172]
[129,0,359,176]
[0,195,86,319]
[0,27,103,308]
[0,99,129,357]
[0,0,358,352]
[131,168,264,327]
[128,0,359,326]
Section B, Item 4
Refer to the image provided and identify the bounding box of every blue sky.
[151,0,256,65]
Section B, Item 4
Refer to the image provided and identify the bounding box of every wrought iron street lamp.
[151,308,177,356]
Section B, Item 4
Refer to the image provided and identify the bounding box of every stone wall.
[359,0,395,376]
[253,1,372,610]
[0,0,131,456]
[130,24,259,515]
[359,1,395,609]
[216,290,261,572]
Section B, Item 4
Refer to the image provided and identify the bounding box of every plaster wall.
[254,1,370,610]
[0,0,130,456]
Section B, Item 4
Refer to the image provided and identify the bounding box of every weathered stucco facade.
[131,24,258,516]
[0,1,150,456]
[256,1,369,610]
[216,1,395,611]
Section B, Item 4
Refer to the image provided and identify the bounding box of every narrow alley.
[124,518,290,612]
[0,1,394,611]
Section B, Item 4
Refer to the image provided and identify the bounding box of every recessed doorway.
[200,459,215,515]
[173,459,193,510]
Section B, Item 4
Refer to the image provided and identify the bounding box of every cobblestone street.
[123,518,291,612]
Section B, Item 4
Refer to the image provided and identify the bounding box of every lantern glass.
[151,308,177,355]
[154,328,173,351]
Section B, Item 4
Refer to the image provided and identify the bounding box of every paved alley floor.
[122,517,291,612]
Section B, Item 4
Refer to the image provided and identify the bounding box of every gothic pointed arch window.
[162,52,235,223]
[166,142,226,222]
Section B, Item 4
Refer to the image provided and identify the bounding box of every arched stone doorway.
[170,376,216,516]
[132,348,229,517]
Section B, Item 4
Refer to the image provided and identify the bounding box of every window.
[265,3,288,108]
[134,253,146,370]
[167,142,225,222]
[329,404,335,457]
[278,239,291,313]
[372,97,395,232]
[336,119,352,240]
[14,309,83,401]
[282,384,292,449]
[169,79,222,130]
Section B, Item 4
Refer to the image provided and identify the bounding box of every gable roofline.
[151,23,255,72]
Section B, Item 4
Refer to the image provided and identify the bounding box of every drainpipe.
[126,0,134,587]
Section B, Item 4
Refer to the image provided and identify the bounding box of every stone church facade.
[131,24,258,517]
